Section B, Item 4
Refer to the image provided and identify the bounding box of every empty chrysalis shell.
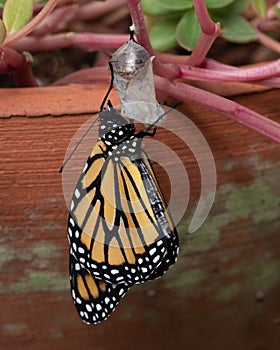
[110,38,163,124]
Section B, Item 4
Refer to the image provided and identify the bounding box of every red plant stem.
[201,61,280,86]
[13,52,38,87]
[180,59,280,83]
[51,63,280,90]
[127,0,154,55]
[11,33,129,52]
[78,0,128,22]
[128,0,217,75]
[0,63,10,71]
[155,53,280,86]
[0,45,24,70]
[127,0,179,78]
[256,29,280,54]
[258,19,280,32]
[128,0,279,85]
[155,75,280,143]
[259,77,280,86]
[251,14,280,54]
[204,59,245,71]
[33,5,79,36]
[52,66,110,86]
[186,22,220,66]
[55,0,75,6]
[11,31,279,86]
[33,0,129,36]
[193,0,216,34]
[188,0,221,66]
[0,46,37,86]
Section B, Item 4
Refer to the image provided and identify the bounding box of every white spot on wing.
[153,255,160,264]
[68,227,73,237]
[86,304,92,312]
[83,163,88,173]
[149,247,157,256]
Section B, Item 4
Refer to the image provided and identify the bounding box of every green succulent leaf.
[153,0,193,11]
[176,9,200,51]
[226,0,249,13]
[210,9,257,43]
[3,0,33,35]
[250,0,267,18]
[141,0,179,16]
[150,17,178,51]
[206,0,234,9]
[273,5,280,21]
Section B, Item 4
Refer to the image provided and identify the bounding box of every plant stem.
[155,75,280,143]
[33,0,129,36]
[11,33,128,52]
[0,45,24,70]
[127,0,154,55]
[0,46,37,86]
[52,66,109,86]
[188,0,221,66]
[13,52,38,87]
[256,29,280,54]
[179,59,280,83]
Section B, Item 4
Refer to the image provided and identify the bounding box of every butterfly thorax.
[98,116,145,162]
[100,134,143,162]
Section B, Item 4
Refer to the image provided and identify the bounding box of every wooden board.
[0,86,279,350]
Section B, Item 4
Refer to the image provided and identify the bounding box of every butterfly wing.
[129,156,179,281]
[68,107,179,286]
[68,149,178,285]
[69,249,130,324]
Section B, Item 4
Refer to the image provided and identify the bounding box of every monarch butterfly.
[67,102,179,324]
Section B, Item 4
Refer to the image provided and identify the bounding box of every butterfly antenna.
[59,117,98,173]
[60,60,116,173]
